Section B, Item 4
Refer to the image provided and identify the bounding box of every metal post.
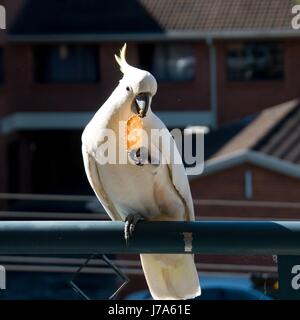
[206,37,218,129]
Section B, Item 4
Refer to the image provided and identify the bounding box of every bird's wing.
[149,113,195,221]
[82,145,121,221]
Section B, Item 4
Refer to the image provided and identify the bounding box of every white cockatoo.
[81,44,201,300]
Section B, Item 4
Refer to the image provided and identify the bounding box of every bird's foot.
[124,213,144,244]
[128,147,148,166]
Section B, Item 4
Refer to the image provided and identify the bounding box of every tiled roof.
[140,0,296,31]
[210,99,300,165]
[10,0,162,35]
[256,101,300,164]
[204,116,254,160]
[10,0,299,36]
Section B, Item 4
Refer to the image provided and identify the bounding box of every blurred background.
[0,0,300,299]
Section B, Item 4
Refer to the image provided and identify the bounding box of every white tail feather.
[140,254,201,300]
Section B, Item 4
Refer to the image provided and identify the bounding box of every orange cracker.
[126,115,143,151]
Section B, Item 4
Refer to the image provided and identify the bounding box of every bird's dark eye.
[126,86,130,91]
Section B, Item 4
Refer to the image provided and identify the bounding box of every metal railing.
[0,220,299,299]
[0,220,298,254]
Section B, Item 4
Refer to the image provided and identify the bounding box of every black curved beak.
[135,92,151,118]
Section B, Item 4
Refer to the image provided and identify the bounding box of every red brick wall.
[151,42,211,112]
[217,39,300,125]
[190,163,300,219]
[3,36,300,125]
[191,165,246,200]
[2,3,300,126]
[1,43,118,116]
[0,41,211,116]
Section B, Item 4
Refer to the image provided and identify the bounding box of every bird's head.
[115,43,157,118]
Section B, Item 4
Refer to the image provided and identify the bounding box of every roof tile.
[11,0,299,35]
[212,99,299,161]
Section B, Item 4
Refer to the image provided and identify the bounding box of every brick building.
[0,0,300,200]
[192,99,300,219]
[0,0,298,299]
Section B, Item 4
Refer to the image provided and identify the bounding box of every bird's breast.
[98,162,161,220]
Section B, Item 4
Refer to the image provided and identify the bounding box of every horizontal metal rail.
[0,211,106,220]
[0,255,277,274]
[0,220,299,255]
[0,192,95,202]
[3,192,300,208]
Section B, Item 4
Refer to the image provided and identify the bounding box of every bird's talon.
[129,223,135,236]
[124,213,144,242]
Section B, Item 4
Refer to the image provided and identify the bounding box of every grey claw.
[129,223,135,236]
[124,213,144,243]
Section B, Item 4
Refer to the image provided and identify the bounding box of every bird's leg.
[124,213,144,243]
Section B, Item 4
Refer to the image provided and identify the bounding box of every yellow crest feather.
[114,43,129,74]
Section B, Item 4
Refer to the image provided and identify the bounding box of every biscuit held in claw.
[126,115,144,151]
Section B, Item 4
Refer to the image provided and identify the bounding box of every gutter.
[8,29,300,43]
[192,149,300,179]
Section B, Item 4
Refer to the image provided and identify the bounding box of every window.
[226,42,284,81]
[139,44,196,81]
[34,45,99,83]
[244,170,253,200]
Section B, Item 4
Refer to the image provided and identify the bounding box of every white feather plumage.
[82,44,201,300]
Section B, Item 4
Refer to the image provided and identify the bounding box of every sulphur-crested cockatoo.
[82,44,200,300]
